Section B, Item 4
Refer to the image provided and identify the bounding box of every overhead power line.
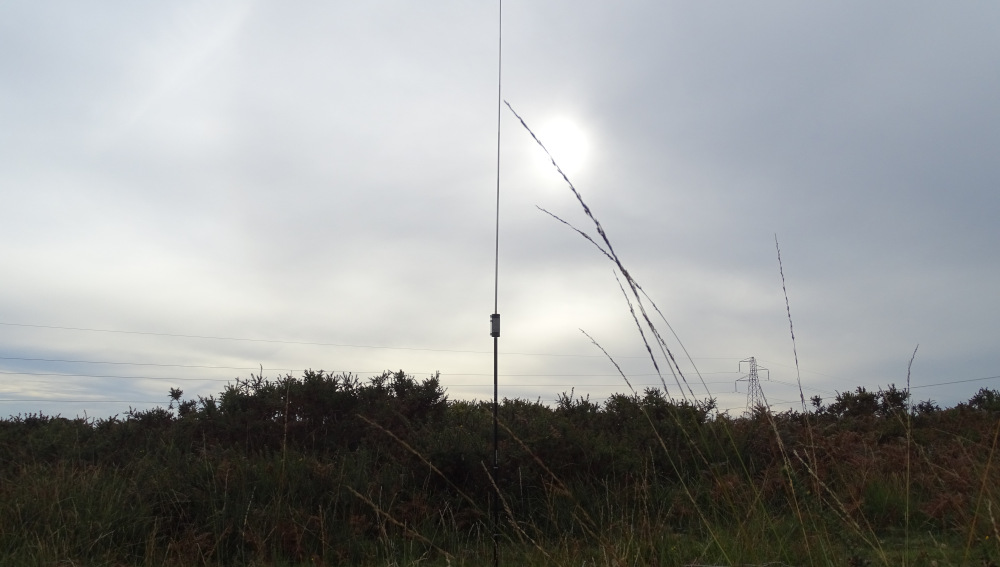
[0,371,234,382]
[0,321,741,360]
[911,375,1000,390]
[0,354,740,377]
[0,355,294,371]
[0,370,740,389]
[0,322,491,353]
[3,351,997,395]
[0,399,162,404]
[767,379,837,396]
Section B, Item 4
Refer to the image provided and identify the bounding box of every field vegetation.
[1,370,999,566]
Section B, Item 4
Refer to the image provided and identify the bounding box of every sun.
[533,116,589,177]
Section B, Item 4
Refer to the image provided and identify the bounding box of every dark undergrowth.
[1,370,999,566]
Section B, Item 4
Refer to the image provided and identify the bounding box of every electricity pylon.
[737,357,769,414]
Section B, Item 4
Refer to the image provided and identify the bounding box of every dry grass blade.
[989,500,1000,550]
[580,329,730,564]
[508,102,699,404]
[766,243,827,562]
[356,414,483,516]
[775,234,824,527]
[496,417,573,501]
[612,271,697,400]
[790,449,887,563]
[580,329,636,395]
[774,235,805,411]
[494,416,608,544]
[637,284,712,397]
[493,417,639,567]
[905,344,918,566]
[964,415,1000,563]
[345,485,454,560]
[504,101,619,262]
[581,328,705,465]
[536,206,613,262]
[611,270,669,390]
[478,460,549,557]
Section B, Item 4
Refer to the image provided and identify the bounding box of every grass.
[2,372,1000,565]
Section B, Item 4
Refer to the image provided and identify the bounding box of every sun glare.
[533,116,589,177]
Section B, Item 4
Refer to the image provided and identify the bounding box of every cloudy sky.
[2,1,998,418]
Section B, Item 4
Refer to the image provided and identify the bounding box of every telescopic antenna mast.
[490,1,502,566]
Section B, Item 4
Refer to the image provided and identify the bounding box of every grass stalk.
[479,460,549,557]
[579,330,733,564]
[964,412,1000,563]
[345,485,454,561]
[356,414,484,516]
[905,344,918,567]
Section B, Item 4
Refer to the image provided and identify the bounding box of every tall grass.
[1,375,999,565]
[500,103,1000,566]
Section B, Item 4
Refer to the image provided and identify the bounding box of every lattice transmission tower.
[736,357,769,414]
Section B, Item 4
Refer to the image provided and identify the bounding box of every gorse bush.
[818,383,911,419]
[1,371,999,566]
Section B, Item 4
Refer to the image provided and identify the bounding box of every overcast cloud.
[2,1,998,418]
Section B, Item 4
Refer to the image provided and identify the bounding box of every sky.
[2,1,998,419]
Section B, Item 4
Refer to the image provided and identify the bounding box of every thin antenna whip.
[491,1,502,566]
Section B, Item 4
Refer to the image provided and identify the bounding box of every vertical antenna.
[491,1,502,566]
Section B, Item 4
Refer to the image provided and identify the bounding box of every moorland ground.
[2,369,999,566]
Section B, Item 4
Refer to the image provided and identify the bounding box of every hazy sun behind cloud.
[532,116,589,177]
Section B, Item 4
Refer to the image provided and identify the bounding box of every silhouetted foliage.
[825,384,912,419]
[966,386,1000,413]
[1,375,998,565]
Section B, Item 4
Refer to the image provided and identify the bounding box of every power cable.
[0,355,293,371]
[0,370,738,388]
[911,375,1000,390]
[0,321,742,360]
[4,361,997,397]
[0,322,495,354]
[0,371,233,382]
[0,368,737,380]
[768,379,837,396]
[0,399,162,403]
